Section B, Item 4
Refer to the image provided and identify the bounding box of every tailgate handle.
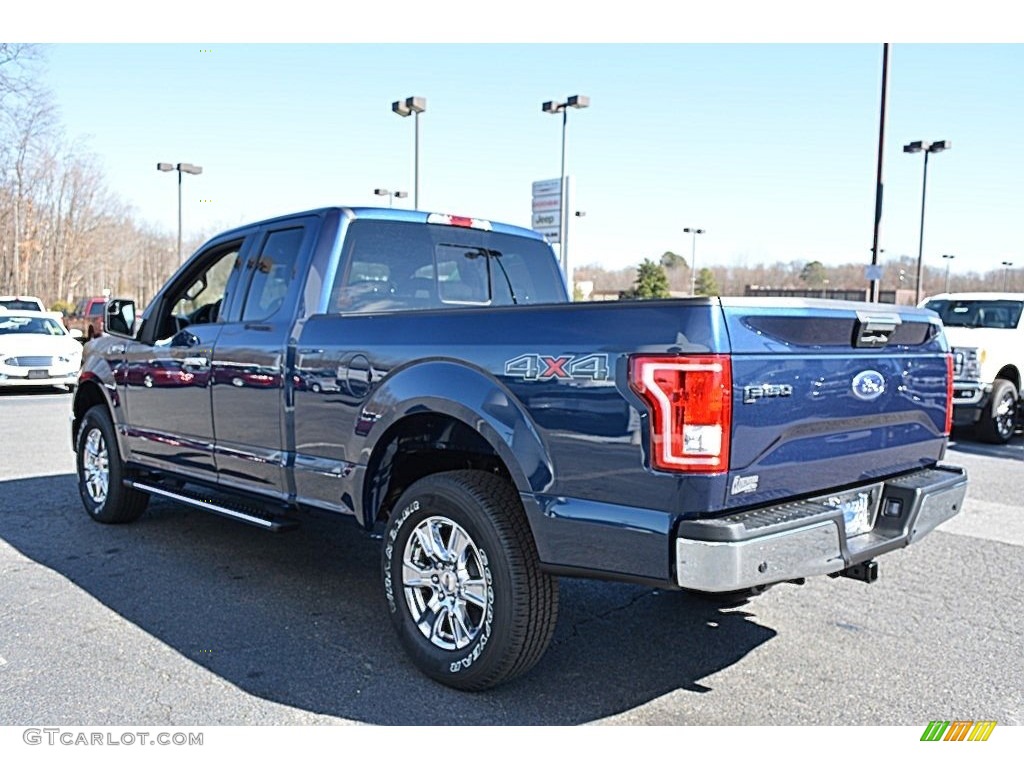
[853,311,901,349]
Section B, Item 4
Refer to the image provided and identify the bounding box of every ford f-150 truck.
[73,206,967,690]
[922,292,1022,444]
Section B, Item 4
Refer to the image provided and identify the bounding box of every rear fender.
[357,359,553,498]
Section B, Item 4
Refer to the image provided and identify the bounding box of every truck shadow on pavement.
[0,473,777,725]
[947,432,1024,461]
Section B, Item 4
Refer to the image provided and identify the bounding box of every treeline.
[0,44,188,312]
[577,253,1018,301]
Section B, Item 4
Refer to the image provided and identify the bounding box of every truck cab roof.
[209,206,545,244]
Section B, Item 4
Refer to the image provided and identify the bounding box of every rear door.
[720,299,949,510]
[210,217,318,497]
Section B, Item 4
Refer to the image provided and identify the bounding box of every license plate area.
[27,369,49,379]
[825,487,880,538]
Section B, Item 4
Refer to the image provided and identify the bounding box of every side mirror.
[68,328,84,339]
[106,299,136,338]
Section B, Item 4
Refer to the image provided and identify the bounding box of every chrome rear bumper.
[675,466,968,592]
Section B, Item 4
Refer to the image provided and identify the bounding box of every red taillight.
[944,353,954,436]
[629,355,732,473]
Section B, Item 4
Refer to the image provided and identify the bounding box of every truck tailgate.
[719,299,949,510]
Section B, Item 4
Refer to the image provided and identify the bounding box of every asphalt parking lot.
[1,389,1022,726]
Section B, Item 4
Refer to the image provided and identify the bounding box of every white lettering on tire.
[449,550,494,673]
[384,500,420,613]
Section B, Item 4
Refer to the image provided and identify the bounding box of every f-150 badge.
[743,383,793,404]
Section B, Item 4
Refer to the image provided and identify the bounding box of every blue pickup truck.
[73,206,967,690]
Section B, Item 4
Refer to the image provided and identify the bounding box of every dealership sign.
[532,178,563,243]
[532,211,559,229]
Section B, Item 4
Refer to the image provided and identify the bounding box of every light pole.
[1002,261,1014,291]
[374,188,408,208]
[157,162,203,265]
[868,44,890,303]
[684,227,705,295]
[542,94,590,288]
[903,140,951,304]
[392,96,426,209]
[942,254,955,293]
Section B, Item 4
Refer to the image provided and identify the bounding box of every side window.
[239,227,305,322]
[155,243,242,340]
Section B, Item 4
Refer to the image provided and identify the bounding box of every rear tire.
[976,379,1018,444]
[382,470,558,691]
[76,405,149,524]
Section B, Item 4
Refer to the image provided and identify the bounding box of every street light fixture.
[903,139,951,304]
[684,227,705,296]
[542,94,590,288]
[391,96,426,209]
[1002,261,1014,291]
[157,162,203,265]
[942,254,956,293]
[374,188,409,208]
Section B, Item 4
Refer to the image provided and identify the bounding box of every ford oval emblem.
[851,370,886,401]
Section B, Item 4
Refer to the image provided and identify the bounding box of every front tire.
[76,405,149,524]
[382,470,558,691]
[976,379,1018,444]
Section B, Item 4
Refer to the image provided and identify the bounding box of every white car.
[0,295,47,312]
[0,310,83,390]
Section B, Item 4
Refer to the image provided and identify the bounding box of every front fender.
[71,339,124,453]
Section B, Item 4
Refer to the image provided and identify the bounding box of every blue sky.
[12,11,1024,279]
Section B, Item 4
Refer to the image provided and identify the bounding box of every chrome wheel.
[383,471,558,690]
[402,515,490,651]
[994,389,1016,440]
[82,427,109,504]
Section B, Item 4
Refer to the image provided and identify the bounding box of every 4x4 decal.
[504,353,610,381]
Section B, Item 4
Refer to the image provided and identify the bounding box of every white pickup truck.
[922,292,1023,443]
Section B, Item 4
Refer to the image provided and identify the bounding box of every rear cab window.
[328,220,564,314]
[924,299,1024,329]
